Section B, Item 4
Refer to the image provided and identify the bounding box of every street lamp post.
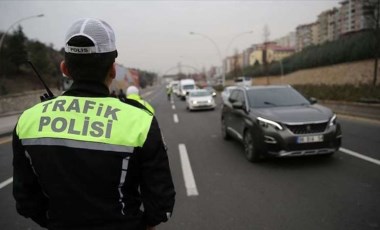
[0,14,44,53]
[225,30,253,81]
[189,31,225,86]
[190,30,253,87]
[225,30,254,57]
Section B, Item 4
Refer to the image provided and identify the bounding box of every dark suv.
[221,85,342,162]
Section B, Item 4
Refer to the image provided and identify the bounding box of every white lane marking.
[141,91,153,97]
[0,177,13,190]
[340,147,380,166]
[173,114,179,123]
[172,105,176,110]
[178,144,199,196]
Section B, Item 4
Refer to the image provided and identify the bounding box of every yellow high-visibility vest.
[127,94,155,114]
[16,96,153,151]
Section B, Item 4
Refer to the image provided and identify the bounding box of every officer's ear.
[109,63,116,80]
[104,63,116,87]
[60,61,72,79]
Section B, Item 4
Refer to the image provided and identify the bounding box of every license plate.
[297,135,323,143]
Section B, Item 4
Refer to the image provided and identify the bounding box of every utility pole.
[263,25,270,85]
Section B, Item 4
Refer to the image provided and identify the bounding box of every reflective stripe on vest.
[16,96,153,149]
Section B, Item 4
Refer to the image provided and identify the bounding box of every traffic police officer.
[126,85,155,114]
[13,18,175,230]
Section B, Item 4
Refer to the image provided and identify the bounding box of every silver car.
[186,89,216,111]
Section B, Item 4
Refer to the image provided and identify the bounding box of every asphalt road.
[0,85,379,230]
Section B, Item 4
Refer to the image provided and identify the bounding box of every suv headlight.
[328,114,337,127]
[257,117,283,130]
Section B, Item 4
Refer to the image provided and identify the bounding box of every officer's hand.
[146,226,156,230]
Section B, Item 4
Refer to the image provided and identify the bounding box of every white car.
[186,89,216,111]
[221,86,238,104]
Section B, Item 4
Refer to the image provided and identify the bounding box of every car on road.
[186,89,216,111]
[221,85,342,162]
[234,76,251,87]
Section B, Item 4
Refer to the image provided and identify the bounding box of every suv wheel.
[243,131,261,162]
[221,118,231,140]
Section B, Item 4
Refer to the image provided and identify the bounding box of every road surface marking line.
[141,91,153,97]
[0,177,13,190]
[173,114,179,123]
[340,147,380,166]
[172,105,175,110]
[0,136,12,144]
[178,144,199,196]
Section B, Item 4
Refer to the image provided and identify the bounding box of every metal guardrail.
[321,100,380,121]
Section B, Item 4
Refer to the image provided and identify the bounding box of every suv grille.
[286,122,327,134]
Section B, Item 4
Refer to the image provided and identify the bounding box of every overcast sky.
[0,0,341,75]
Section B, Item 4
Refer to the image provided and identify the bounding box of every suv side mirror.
[232,101,244,109]
[309,97,317,104]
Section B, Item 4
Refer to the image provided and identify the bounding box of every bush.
[243,31,376,78]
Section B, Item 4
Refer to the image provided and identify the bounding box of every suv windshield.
[247,87,310,108]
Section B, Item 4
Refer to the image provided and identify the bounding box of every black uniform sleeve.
[139,117,176,227]
[12,126,49,228]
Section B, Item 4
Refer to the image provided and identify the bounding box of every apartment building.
[242,47,255,68]
[224,53,243,75]
[274,32,296,48]
[296,22,319,51]
[318,8,339,43]
[216,0,378,76]
[249,42,295,65]
[293,0,378,52]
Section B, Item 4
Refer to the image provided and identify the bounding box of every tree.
[1,26,28,75]
[27,40,56,76]
[9,26,28,72]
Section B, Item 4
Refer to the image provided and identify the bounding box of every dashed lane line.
[0,177,13,190]
[340,147,380,166]
[173,114,179,123]
[172,105,175,110]
[178,144,199,196]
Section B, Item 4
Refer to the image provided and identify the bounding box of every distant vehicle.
[167,80,180,96]
[221,86,238,103]
[234,76,251,87]
[179,79,196,100]
[204,86,216,97]
[186,89,216,111]
[172,82,180,96]
[221,85,342,162]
